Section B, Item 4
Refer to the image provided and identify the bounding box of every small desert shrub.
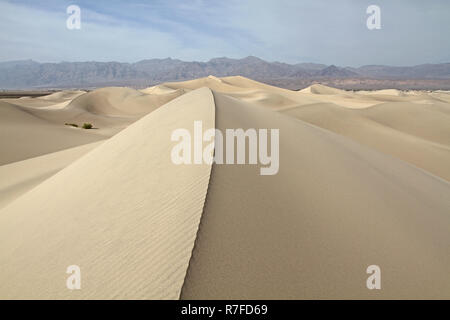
[82,123,93,129]
[65,123,78,128]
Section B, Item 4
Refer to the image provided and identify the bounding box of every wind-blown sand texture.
[0,76,449,299]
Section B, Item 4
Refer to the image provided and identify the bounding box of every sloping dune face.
[282,101,450,181]
[0,141,103,210]
[181,92,450,299]
[0,87,188,164]
[0,88,214,299]
[67,87,185,116]
[38,90,86,101]
[151,77,450,182]
[299,83,348,95]
[0,101,105,165]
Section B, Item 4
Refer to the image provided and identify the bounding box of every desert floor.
[0,76,449,299]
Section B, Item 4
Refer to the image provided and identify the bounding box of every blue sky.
[1,0,449,66]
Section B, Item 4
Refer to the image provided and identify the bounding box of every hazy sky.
[1,0,449,66]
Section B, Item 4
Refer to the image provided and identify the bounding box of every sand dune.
[164,75,249,93]
[361,89,405,96]
[66,87,183,116]
[171,76,382,109]
[157,78,450,170]
[140,85,187,95]
[38,90,86,101]
[1,77,449,299]
[0,87,188,164]
[299,83,348,95]
[1,91,85,109]
[282,101,450,180]
[297,87,383,109]
[0,88,214,299]
[0,100,105,164]
[181,92,450,299]
[0,141,103,209]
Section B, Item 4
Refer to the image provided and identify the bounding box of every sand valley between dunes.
[0,76,449,299]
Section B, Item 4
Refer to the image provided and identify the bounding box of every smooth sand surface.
[0,100,105,165]
[0,86,188,164]
[282,101,450,181]
[66,87,184,116]
[156,76,450,181]
[0,88,214,299]
[1,77,449,299]
[0,141,103,209]
[181,92,450,299]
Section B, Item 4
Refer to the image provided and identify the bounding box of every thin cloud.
[1,0,449,66]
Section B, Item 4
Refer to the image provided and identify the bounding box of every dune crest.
[1,76,450,299]
[66,86,184,116]
[299,83,347,95]
[181,91,450,299]
[0,88,215,299]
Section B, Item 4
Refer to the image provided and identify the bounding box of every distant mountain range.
[1,56,449,89]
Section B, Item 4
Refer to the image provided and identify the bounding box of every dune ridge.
[0,88,214,299]
[180,91,450,299]
[1,76,450,299]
